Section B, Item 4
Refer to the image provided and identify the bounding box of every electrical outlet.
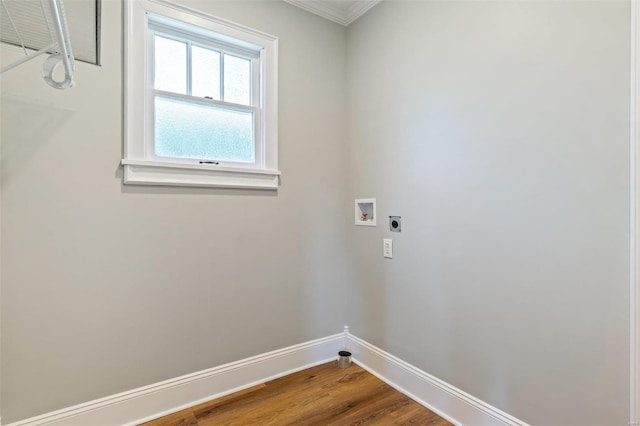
[383,239,393,258]
[389,216,401,232]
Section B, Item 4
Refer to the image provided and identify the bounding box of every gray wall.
[345,1,630,425]
[0,0,632,424]
[0,0,348,422]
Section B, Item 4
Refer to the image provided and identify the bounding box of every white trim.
[122,159,280,189]
[4,330,532,426]
[345,332,530,426]
[282,0,381,26]
[283,0,350,26]
[4,333,345,426]
[122,159,281,176]
[631,1,640,425]
[343,1,382,26]
[123,0,279,190]
[355,198,376,226]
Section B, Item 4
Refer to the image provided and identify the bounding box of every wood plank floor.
[141,362,452,426]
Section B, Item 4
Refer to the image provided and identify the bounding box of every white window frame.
[123,0,279,189]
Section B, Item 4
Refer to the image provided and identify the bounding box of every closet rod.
[0,0,76,89]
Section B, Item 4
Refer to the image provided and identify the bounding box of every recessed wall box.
[355,199,376,226]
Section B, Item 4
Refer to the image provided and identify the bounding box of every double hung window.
[123,0,279,189]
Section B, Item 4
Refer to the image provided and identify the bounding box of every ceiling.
[283,0,382,26]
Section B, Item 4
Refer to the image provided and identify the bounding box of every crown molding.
[283,0,382,26]
[343,0,381,25]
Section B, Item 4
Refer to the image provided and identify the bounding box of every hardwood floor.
[141,362,452,426]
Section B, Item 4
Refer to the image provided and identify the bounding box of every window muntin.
[148,16,261,166]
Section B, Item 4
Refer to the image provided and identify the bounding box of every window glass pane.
[224,54,251,105]
[155,96,255,163]
[154,35,187,94]
[192,46,220,100]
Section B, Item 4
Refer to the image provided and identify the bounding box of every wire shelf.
[0,0,75,89]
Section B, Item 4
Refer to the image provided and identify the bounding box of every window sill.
[121,159,280,190]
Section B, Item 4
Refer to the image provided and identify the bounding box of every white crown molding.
[343,0,381,25]
[284,0,349,26]
[282,0,382,26]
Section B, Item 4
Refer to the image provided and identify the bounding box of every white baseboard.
[5,330,528,426]
[5,333,346,426]
[345,330,530,426]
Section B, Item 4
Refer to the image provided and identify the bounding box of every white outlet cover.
[384,239,393,258]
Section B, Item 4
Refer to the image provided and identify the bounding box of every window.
[123,0,279,189]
